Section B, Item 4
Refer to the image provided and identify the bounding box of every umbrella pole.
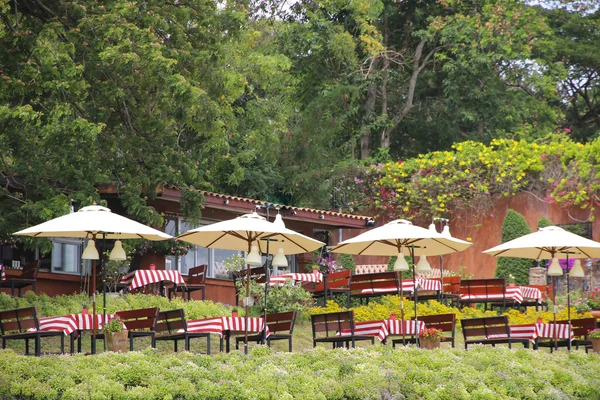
[566,254,571,352]
[410,246,419,347]
[262,239,270,345]
[398,270,405,345]
[553,275,557,351]
[91,233,97,355]
[244,241,251,355]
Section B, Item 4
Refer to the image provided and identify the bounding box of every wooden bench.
[440,276,461,305]
[312,270,351,307]
[0,307,65,356]
[0,260,40,297]
[235,311,297,352]
[233,265,269,306]
[349,272,400,304]
[461,316,530,349]
[169,264,206,301]
[520,284,553,311]
[91,307,159,353]
[391,313,457,348]
[154,309,211,354]
[311,311,374,349]
[459,278,515,310]
[536,317,596,352]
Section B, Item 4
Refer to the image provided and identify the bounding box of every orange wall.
[338,192,600,279]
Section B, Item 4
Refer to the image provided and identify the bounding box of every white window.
[51,239,81,274]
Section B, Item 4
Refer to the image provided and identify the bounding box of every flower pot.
[419,337,441,350]
[106,330,128,352]
[590,310,600,319]
[508,283,515,287]
[591,338,600,354]
[232,311,239,318]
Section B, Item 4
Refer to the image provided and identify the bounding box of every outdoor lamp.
[82,240,99,260]
[274,214,285,228]
[109,240,127,260]
[569,259,585,277]
[393,251,409,271]
[272,248,288,267]
[547,257,563,276]
[428,223,437,233]
[416,255,431,273]
[441,225,451,238]
[246,243,262,265]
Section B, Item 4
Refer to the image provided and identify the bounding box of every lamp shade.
[272,248,288,267]
[393,252,409,272]
[246,244,262,265]
[82,240,99,260]
[109,240,127,260]
[428,223,437,233]
[547,257,563,276]
[415,255,431,273]
[569,259,585,277]
[441,225,451,238]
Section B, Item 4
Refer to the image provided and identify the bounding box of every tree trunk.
[360,82,377,159]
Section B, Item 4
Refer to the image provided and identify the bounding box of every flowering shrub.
[418,327,444,341]
[126,238,194,257]
[359,135,600,221]
[589,329,600,339]
[308,256,344,274]
[581,288,600,310]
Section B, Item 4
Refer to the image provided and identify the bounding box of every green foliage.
[102,316,123,334]
[537,216,554,229]
[337,253,355,273]
[240,281,312,315]
[495,210,533,285]
[0,345,599,399]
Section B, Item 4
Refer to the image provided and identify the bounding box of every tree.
[495,209,533,286]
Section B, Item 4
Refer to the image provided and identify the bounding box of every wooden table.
[185,316,269,352]
[119,269,186,295]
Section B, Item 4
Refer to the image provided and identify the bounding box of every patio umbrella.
[178,211,324,354]
[14,204,173,348]
[483,225,600,349]
[330,219,472,344]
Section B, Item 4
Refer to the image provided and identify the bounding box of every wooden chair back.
[349,272,399,293]
[155,309,187,334]
[314,270,351,292]
[441,276,461,295]
[413,313,456,335]
[188,265,207,285]
[311,311,355,339]
[557,317,596,339]
[116,307,159,332]
[460,278,505,298]
[0,307,39,335]
[19,260,41,280]
[266,311,297,335]
[461,316,510,341]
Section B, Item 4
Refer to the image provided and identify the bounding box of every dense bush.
[239,280,312,315]
[0,345,599,399]
[495,209,533,285]
[0,292,232,320]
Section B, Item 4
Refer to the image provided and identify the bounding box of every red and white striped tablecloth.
[520,286,543,303]
[360,278,441,295]
[490,323,574,342]
[342,319,427,342]
[270,272,323,286]
[120,270,186,292]
[185,316,270,337]
[36,313,117,335]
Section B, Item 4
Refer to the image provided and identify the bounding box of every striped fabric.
[270,272,323,286]
[536,323,574,339]
[120,270,186,292]
[184,317,270,338]
[360,278,441,295]
[0,265,5,281]
[520,286,543,303]
[341,319,427,342]
[490,323,574,341]
[36,313,117,335]
[460,287,524,303]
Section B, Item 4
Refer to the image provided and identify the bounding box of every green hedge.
[0,346,599,399]
[495,209,533,286]
[0,292,232,320]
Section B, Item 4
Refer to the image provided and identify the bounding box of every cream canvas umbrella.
[483,225,600,349]
[331,219,472,344]
[14,204,173,351]
[178,212,324,354]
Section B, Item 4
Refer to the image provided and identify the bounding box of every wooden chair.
[310,311,374,349]
[91,307,159,353]
[0,260,40,297]
[169,265,206,300]
[459,278,516,310]
[461,316,530,349]
[536,317,596,352]
[440,276,461,305]
[233,265,269,306]
[235,311,297,352]
[312,270,352,307]
[154,309,211,354]
[349,272,400,304]
[391,313,457,348]
[0,307,65,356]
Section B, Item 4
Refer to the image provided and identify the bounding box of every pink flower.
[564,128,571,133]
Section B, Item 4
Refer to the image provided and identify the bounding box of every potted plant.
[418,327,444,350]
[103,316,128,352]
[231,308,239,318]
[589,328,600,353]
